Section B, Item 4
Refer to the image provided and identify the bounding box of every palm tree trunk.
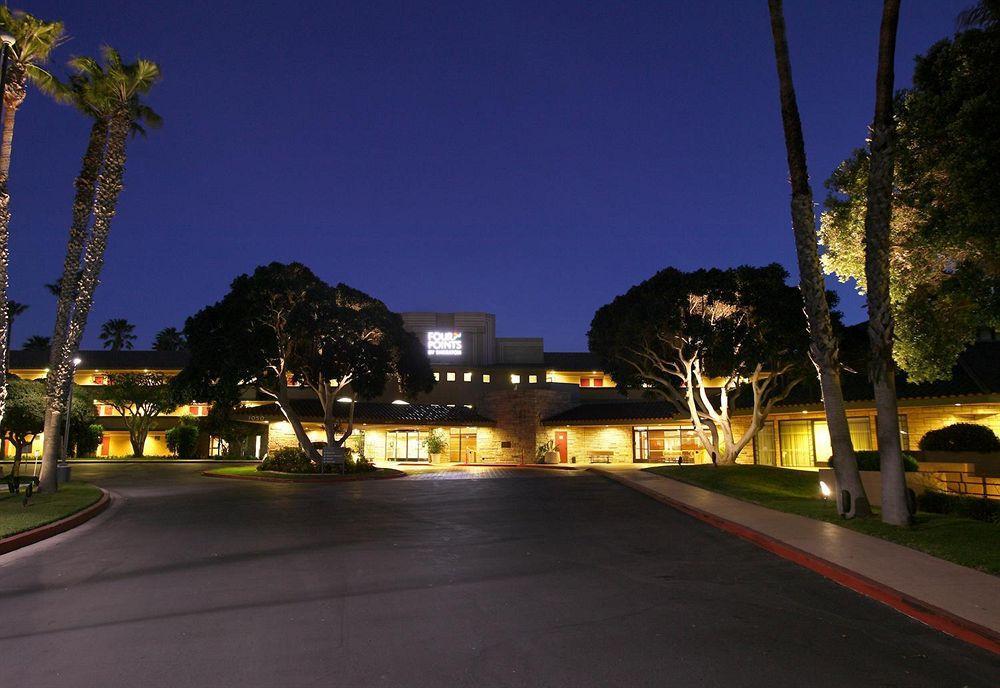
[0,183,9,429]
[0,99,17,180]
[767,0,871,517]
[864,0,909,526]
[37,121,110,492]
[40,112,129,491]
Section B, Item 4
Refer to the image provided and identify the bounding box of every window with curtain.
[779,420,814,467]
[755,423,777,466]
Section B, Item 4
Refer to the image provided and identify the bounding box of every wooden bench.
[588,451,615,464]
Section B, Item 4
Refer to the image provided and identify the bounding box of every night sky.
[8,1,968,351]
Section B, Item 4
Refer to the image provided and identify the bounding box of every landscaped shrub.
[854,450,919,472]
[75,423,104,457]
[918,490,1000,524]
[344,447,376,474]
[259,447,314,473]
[166,424,200,458]
[918,423,1000,452]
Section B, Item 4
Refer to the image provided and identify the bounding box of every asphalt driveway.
[0,463,996,687]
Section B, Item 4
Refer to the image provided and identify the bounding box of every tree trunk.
[129,428,147,458]
[11,441,23,478]
[767,0,871,517]
[46,120,108,395]
[864,0,909,526]
[0,182,10,429]
[0,97,17,180]
[40,114,129,491]
[276,380,320,461]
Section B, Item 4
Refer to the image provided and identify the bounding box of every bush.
[259,447,314,473]
[918,490,1000,524]
[166,424,200,458]
[75,424,104,457]
[918,423,1000,452]
[344,447,376,474]
[423,429,447,456]
[854,450,919,472]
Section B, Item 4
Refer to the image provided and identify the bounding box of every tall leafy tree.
[99,318,137,350]
[181,263,434,462]
[861,0,909,526]
[102,372,176,457]
[0,377,45,477]
[589,265,809,465]
[821,8,1000,382]
[0,9,64,434]
[766,0,871,517]
[152,326,186,351]
[39,47,161,491]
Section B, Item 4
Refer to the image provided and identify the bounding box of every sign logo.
[427,331,463,357]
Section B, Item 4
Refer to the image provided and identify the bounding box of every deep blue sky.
[9,1,968,351]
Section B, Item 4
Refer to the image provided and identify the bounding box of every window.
[754,423,777,466]
[385,430,428,461]
[510,374,521,384]
[633,427,701,463]
[898,415,910,450]
[449,428,477,462]
[528,374,538,384]
[546,371,554,383]
[463,372,472,382]
[433,372,440,381]
[778,420,814,467]
[482,374,491,383]
[778,417,873,467]
[446,372,456,381]
[580,376,604,388]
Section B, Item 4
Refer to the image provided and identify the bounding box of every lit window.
[482,374,491,383]
[528,375,538,384]
[434,372,440,381]
[463,372,472,382]
[510,374,521,384]
[446,372,456,381]
[546,371,554,383]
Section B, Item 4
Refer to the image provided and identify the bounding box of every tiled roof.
[9,349,190,371]
[543,401,676,425]
[238,400,494,426]
[542,352,603,371]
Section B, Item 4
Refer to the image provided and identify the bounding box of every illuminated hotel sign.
[427,331,463,357]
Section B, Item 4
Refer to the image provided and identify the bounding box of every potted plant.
[536,440,559,464]
[423,429,448,464]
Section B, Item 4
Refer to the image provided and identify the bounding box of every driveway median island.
[1,482,108,553]
[203,465,405,483]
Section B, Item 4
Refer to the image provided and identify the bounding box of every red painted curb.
[593,469,1000,656]
[0,488,110,555]
[457,463,583,470]
[202,469,406,484]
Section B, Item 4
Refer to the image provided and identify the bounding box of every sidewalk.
[591,464,1000,654]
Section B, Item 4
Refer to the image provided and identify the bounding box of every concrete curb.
[0,488,111,555]
[202,469,406,484]
[591,467,1000,656]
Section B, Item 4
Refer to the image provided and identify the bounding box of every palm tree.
[38,47,161,491]
[99,318,137,350]
[958,0,999,28]
[152,326,186,352]
[862,0,909,526]
[0,9,63,432]
[5,299,25,369]
[22,334,49,351]
[766,0,871,517]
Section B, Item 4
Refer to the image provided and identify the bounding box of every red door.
[555,431,568,463]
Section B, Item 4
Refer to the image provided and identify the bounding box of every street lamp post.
[57,356,82,483]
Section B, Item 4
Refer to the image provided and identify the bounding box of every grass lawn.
[205,465,402,481]
[645,465,1000,575]
[0,481,104,539]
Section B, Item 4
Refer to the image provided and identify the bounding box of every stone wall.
[477,389,576,462]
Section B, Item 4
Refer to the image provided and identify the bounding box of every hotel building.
[7,313,1000,483]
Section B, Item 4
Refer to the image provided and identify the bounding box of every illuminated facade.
[6,314,999,471]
